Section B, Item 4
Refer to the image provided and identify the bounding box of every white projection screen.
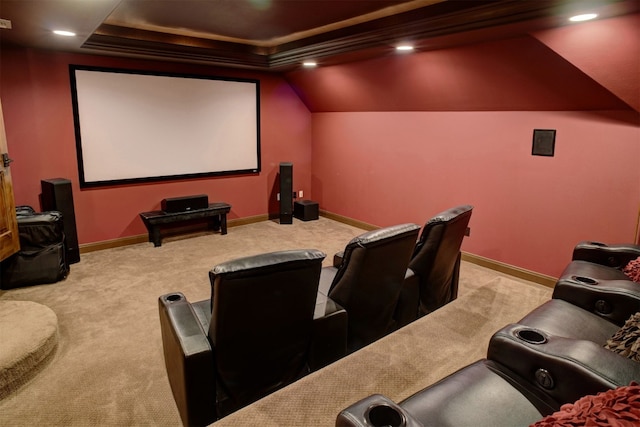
[69,65,260,188]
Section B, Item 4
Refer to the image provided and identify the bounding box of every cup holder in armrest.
[366,404,405,427]
[515,328,547,345]
[336,394,424,427]
[571,276,599,285]
[163,293,184,303]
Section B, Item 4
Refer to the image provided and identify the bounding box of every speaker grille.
[532,129,556,157]
[279,162,293,224]
[41,178,80,264]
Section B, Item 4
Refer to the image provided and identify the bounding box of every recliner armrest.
[488,323,640,406]
[392,268,420,330]
[158,293,216,427]
[333,251,344,268]
[552,278,640,326]
[572,241,640,269]
[310,295,348,371]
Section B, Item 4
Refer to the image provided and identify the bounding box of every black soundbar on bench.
[139,202,231,247]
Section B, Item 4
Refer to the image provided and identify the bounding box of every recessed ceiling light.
[569,13,598,22]
[53,30,76,37]
[302,61,317,67]
[396,45,414,52]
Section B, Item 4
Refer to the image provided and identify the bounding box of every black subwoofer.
[41,178,80,264]
[294,200,319,221]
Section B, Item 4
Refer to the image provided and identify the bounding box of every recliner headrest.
[210,249,326,277]
[347,223,421,247]
[425,205,473,227]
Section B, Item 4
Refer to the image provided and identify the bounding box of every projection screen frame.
[69,65,261,189]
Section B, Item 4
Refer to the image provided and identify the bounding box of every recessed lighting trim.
[302,61,317,67]
[53,30,76,37]
[396,45,414,52]
[569,13,598,22]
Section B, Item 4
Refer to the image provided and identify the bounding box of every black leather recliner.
[320,223,421,353]
[395,205,473,328]
[158,249,348,426]
[517,241,640,345]
[564,241,640,280]
[551,241,640,327]
[336,321,640,427]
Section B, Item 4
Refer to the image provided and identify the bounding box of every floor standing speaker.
[41,178,80,264]
[279,162,293,224]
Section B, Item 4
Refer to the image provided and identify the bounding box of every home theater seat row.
[328,205,474,338]
[159,205,474,424]
[336,241,640,427]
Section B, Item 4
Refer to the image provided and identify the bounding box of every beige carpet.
[0,217,552,426]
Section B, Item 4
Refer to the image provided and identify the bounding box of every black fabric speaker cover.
[17,211,65,250]
[41,178,80,264]
[1,243,68,289]
[279,162,293,224]
[1,210,69,289]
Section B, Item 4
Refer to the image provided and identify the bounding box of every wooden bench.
[139,202,231,247]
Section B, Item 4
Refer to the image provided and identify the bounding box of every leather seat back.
[208,249,325,413]
[409,205,473,314]
[328,223,420,351]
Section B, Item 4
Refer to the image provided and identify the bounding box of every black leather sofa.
[1,206,68,289]
[336,241,640,427]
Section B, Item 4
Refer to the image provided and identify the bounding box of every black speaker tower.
[41,178,80,264]
[279,162,293,224]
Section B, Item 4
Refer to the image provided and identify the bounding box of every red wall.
[310,110,639,278]
[287,14,640,278]
[1,48,312,244]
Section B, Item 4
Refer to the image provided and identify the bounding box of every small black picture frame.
[532,129,556,157]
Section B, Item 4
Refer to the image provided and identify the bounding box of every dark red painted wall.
[310,110,639,278]
[286,14,640,278]
[1,48,312,244]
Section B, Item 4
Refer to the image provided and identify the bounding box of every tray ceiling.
[0,0,637,71]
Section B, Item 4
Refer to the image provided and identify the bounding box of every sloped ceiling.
[532,13,640,111]
[284,12,640,113]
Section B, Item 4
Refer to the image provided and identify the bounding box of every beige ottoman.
[0,300,59,399]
